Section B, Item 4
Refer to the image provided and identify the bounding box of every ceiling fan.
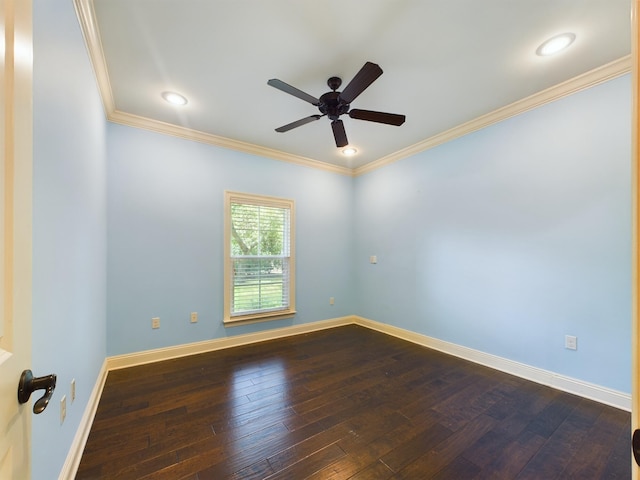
[268,61,406,148]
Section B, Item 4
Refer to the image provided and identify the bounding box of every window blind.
[229,199,292,317]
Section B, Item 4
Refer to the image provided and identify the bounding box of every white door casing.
[632,0,639,477]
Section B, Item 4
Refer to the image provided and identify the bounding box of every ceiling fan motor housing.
[319,90,350,120]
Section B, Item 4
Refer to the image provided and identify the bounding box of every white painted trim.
[73,0,630,178]
[58,359,109,480]
[354,55,632,176]
[353,316,631,411]
[100,57,631,179]
[107,316,355,370]
[632,1,639,478]
[223,191,296,325]
[73,0,353,177]
[62,314,630,478]
[108,110,354,177]
[106,314,632,409]
[73,0,115,115]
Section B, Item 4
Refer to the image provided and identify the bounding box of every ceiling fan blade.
[349,109,406,126]
[275,114,324,132]
[267,79,320,105]
[338,62,383,104]
[331,119,348,148]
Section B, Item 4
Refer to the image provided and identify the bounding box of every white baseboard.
[352,316,631,412]
[58,317,354,479]
[106,314,631,410]
[106,316,356,370]
[61,314,630,479]
[58,359,109,480]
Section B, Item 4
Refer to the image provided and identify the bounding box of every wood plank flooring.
[76,325,631,479]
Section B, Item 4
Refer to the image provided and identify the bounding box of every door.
[634,0,640,478]
[0,0,33,479]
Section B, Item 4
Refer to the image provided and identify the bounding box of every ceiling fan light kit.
[268,61,406,149]
[342,147,357,156]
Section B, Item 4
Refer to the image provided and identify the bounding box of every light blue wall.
[32,1,107,479]
[106,124,355,355]
[29,2,633,476]
[354,75,632,393]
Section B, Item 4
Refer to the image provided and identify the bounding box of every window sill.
[223,310,297,327]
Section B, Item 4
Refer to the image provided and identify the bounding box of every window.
[224,191,295,324]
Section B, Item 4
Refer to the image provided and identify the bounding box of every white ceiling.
[77,0,631,173]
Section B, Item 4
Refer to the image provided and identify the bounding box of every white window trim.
[224,191,296,325]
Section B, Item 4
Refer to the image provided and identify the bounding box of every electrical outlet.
[329,297,335,306]
[190,312,198,323]
[370,255,377,264]
[71,379,76,403]
[60,395,66,424]
[565,335,577,350]
[152,317,160,329]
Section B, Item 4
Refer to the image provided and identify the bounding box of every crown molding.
[74,0,115,114]
[74,0,630,179]
[354,55,632,176]
[73,0,353,177]
[108,110,354,176]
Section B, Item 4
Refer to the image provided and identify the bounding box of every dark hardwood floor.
[76,325,631,479]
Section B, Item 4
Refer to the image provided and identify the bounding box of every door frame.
[632,0,639,477]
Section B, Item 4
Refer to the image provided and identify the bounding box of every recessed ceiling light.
[342,147,357,156]
[161,91,188,106]
[536,33,576,56]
